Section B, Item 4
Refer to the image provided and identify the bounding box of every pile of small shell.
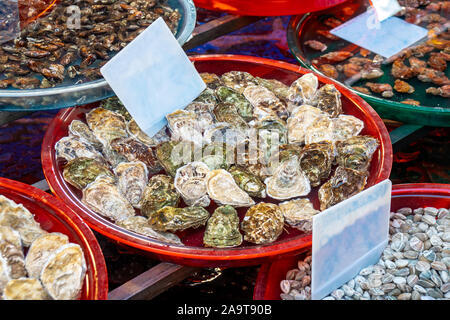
[280,206,450,300]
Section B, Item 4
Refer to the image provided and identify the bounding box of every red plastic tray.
[253,183,450,300]
[0,177,108,300]
[193,0,347,16]
[41,54,392,268]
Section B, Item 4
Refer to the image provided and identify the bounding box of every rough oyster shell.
[174,162,211,207]
[287,105,328,145]
[195,87,218,105]
[0,256,9,295]
[304,115,334,145]
[166,109,203,145]
[0,226,22,249]
[221,71,258,94]
[0,236,26,279]
[156,140,198,177]
[243,85,289,120]
[55,135,105,163]
[99,96,132,121]
[255,77,290,102]
[206,169,255,207]
[200,72,223,90]
[63,157,113,190]
[203,205,243,248]
[279,198,319,232]
[268,143,303,174]
[25,232,69,279]
[336,136,379,172]
[68,120,102,150]
[287,73,319,112]
[127,120,170,147]
[86,107,128,146]
[201,142,236,170]
[311,84,342,118]
[254,116,288,161]
[101,144,128,168]
[229,166,266,198]
[241,202,284,244]
[40,243,86,300]
[140,174,180,218]
[213,102,249,129]
[3,278,49,300]
[299,141,334,187]
[318,166,368,210]
[148,206,210,232]
[265,156,311,200]
[215,86,253,121]
[185,102,216,133]
[332,114,364,142]
[114,161,148,209]
[82,175,135,222]
[203,122,248,147]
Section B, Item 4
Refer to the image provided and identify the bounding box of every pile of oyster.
[0,195,86,300]
[55,70,379,248]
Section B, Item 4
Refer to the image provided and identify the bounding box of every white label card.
[101,17,206,137]
[311,179,392,300]
[370,0,402,21]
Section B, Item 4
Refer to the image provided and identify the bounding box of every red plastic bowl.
[0,177,108,300]
[253,183,450,300]
[41,54,392,268]
[193,0,347,16]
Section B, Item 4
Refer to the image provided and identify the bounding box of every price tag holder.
[0,0,20,44]
[311,179,392,300]
[101,17,206,137]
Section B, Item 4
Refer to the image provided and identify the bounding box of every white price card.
[0,0,21,44]
[370,0,402,22]
[101,17,206,137]
[311,179,392,300]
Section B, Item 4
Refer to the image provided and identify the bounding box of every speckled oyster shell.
[82,175,135,222]
[195,87,218,105]
[25,232,69,279]
[206,169,255,207]
[200,72,223,89]
[63,157,113,190]
[243,85,289,120]
[331,114,364,142]
[203,205,243,248]
[140,174,180,218]
[279,198,320,232]
[299,141,334,187]
[203,122,248,147]
[55,135,105,163]
[229,166,266,198]
[215,86,253,122]
[241,202,284,244]
[148,206,210,232]
[311,84,342,118]
[185,102,216,133]
[0,195,47,247]
[304,115,334,145]
[287,73,319,112]
[114,161,148,209]
[174,162,211,207]
[221,71,258,94]
[287,105,328,145]
[318,166,368,210]
[3,278,50,300]
[0,232,26,279]
[40,243,86,300]
[68,120,102,150]
[127,120,170,147]
[166,109,203,145]
[116,216,182,245]
[86,107,128,146]
[265,156,311,200]
[99,96,132,121]
[213,102,249,129]
[255,77,290,102]
[156,140,198,177]
[336,136,379,172]
[0,226,22,249]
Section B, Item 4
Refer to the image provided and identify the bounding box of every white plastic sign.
[370,0,402,22]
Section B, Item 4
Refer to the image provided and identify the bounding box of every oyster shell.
[185,102,216,133]
[203,122,248,147]
[0,237,26,279]
[332,114,364,142]
[99,96,132,121]
[287,73,319,112]
[279,198,319,232]
[318,166,368,210]
[55,135,105,163]
[63,157,113,190]
[287,105,329,145]
[241,202,284,244]
[0,256,9,294]
[155,140,198,177]
[114,161,148,208]
[221,71,258,94]
[3,278,49,300]
[299,141,334,187]
[304,115,334,145]
[243,85,289,120]
[174,162,210,207]
[140,174,180,218]
[195,88,218,105]
[101,144,128,168]
[166,109,203,145]
[127,120,170,147]
[116,216,183,245]
[201,142,235,170]
[82,175,135,222]
[86,107,128,146]
[268,143,303,174]
[254,116,288,161]
[68,120,102,150]
[148,206,210,232]
[25,232,69,279]
[336,136,379,172]
[200,72,223,90]
[255,77,290,102]
[206,169,255,207]
[213,102,249,129]
[229,166,266,198]
[265,156,311,200]
[203,205,243,248]
[40,243,86,300]
[0,226,22,249]
[215,86,253,121]
[311,84,342,118]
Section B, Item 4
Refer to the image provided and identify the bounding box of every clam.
[241,202,284,244]
[206,169,255,207]
[203,205,243,248]
[279,198,320,232]
[174,162,211,207]
[114,161,148,209]
[148,206,210,232]
[140,174,180,218]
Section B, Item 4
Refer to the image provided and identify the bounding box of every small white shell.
[206,169,255,207]
[174,162,211,207]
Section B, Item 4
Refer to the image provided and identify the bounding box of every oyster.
[287,105,328,145]
[215,86,253,121]
[304,115,334,145]
[166,109,203,145]
[99,96,132,121]
[40,243,86,300]
[156,140,198,177]
[174,162,211,207]
[279,198,320,232]
[311,84,342,118]
[221,71,258,94]
[25,232,69,279]
[203,205,243,248]
[63,157,113,190]
[0,256,9,294]
[68,120,102,150]
[201,142,235,170]
[82,175,135,222]
[299,141,334,187]
[287,73,319,112]
[200,72,223,89]
[336,136,379,172]
[0,226,22,249]
[268,143,303,173]
[185,102,216,132]
[318,166,368,210]
[114,161,148,208]
[55,135,105,163]
[254,116,288,161]
[243,85,289,120]
[255,77,290,102]
[116,216,183,245]
[332,114,364,142]
[265,156,311,200]
[229,166,266,198]
[0,236,26,279]
[0,195,47,247]
[213,102,249,129]
[140,174,180,218]
[127,120,169,147]
[203,122,248,147]
[241,202,284,244]
[195,88,218,105]
[206,169,255,207]
[3,278,49,300]
[101,144,128,168]
[148,206,210,232]
[86,107,128,146]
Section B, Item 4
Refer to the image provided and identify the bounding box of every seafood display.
[55,70,379,247]
[0,195,86,300]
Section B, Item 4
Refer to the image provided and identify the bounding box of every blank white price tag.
[370,0,402,21]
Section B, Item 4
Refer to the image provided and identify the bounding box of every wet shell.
[55,135,105,163]
[114,161,148,208]
[213,102,249,129]
[215,86,253,121]
[336,136,379,172]
[0,237,26,279]
[201,142,235,170]
[203,122,248,147]
[148,206,210,232]
[0,226,22,249]
[68,120,102,150]
[206,169,255,207]
[185,102,216,133]
[287,73,319,112]
[127,119,167,147]
[155,140,197,177]
[3,278,49,300]
[268,143,303,174]
[279,198,319,232]
[24,233,69,279]
[287,105,328,145]
[299,141,334,187]
[304,116,334,145]
[311,84,342,118]
[254,116,288,161]
[0,255,10,294]
[166,109,203,145]
[81,175,135,222]
[255,77,290,102]
[243,85,289,120]
[139,175,180,218]
[221,71,258,94]
[200,72,223,90]
[265,156,311,200]
[203,205,243,248]
[174,162,211,207]
[195,88,218,105]
[332,114,364,142]
[99,96,132,121]
[86,107,128,146]
[241,202,284,244]
[63,157,114,190]
[229,166,266,198]
[40,243,86,300]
